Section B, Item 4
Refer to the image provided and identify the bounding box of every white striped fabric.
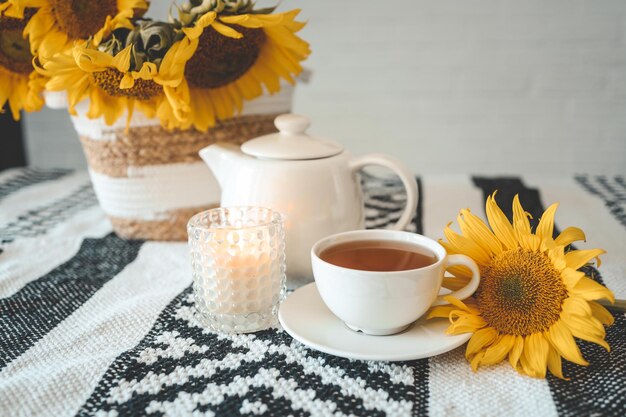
[0,243,191,417]
[0,168,624,417]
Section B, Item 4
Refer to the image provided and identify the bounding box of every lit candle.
[188,207,286,333]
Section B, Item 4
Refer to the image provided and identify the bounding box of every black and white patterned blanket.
[0,168,625,417]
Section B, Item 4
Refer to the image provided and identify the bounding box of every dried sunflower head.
[39,18,194,128]
[166,3,310,131]
[23,0,148,59]
[0,2,44,120]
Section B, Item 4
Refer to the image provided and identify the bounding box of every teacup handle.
[432,254,481,306]
[349,153,418,231]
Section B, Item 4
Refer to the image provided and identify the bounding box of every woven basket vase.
[56,86,293,241]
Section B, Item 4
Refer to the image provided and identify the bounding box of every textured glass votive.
[187,207,286,333]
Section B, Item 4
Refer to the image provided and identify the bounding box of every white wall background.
[23,0,626,175]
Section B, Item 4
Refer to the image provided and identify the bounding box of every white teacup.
[311,229,480,336]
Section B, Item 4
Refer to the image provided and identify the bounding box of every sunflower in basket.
[0,2,45,119]
[22,0,148,58]
[168,0,311,131]
[39,20,194,126]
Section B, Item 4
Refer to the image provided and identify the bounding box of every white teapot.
[199,114,418,286]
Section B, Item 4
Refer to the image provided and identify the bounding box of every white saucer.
[278,283,471,362]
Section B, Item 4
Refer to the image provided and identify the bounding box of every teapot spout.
[198,143,245,188]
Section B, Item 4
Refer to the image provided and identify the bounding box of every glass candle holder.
[187,207,286,333]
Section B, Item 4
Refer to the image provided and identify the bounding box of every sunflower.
[169,4,310,131]
[428,193,615,379]
[39,21,194,127]
[23,0,148,59]
[0,5,44,120]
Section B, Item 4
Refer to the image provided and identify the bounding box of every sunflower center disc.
[0,28,32,74]
[477,248,567,336]
[185,25,265,89]
[92,68,162,100]
[52,0,118,39]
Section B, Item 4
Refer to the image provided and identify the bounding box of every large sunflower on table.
[169,0,310,131]
[429,193,615,379]
[23,0,148,58]
[0,3,44,120]
[39,21,194,126]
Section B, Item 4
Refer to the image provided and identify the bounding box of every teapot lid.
[241,114,343,160]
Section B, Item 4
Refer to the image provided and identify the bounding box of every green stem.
[597,298,626,314]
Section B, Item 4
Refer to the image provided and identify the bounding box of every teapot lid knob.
[275,114,310,135]
[241,113,343,160]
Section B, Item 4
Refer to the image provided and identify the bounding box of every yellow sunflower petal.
[442,295,473,312]
[125,98,135,131]
[0,56,45,120]
[562,295,593,317]
[518,351,541,378]
[554,226,586,247]
[135,96,157,119]
[155,38,197,86]
[211,21,243,38]
[75,46,114,72]
[447,312,487,334]
[547,244,567,271]
[546,320,588,366]
[564,249,605,270]
[183,11,217,40]
[588,301,615,326]
[119,73,134,89]
[458,209,503,256]
[117,0,148,11]
[37,26,69,58]
[512,194,532,235]
[536,202,559,241]
[111,45,132,72]
[485,192,518,250]
[132,62,158,80]
[522,333,549,378]
[547,347,567,380]
[220,12,286,28]
[480,334,516,366]
[87,88,126,125]
[570,276,615,303]
[470,351,486,372]
[561,268,586,289]
[465,327,499,359]
[24,72,46,112]
[24,7,54,54]
[518,232,541,252]
[562,313,610,351]
[0,0,31,18]
[427,305,456,320]
[508,335,525,369]
[443,223,491,265]
[163,82,190,120]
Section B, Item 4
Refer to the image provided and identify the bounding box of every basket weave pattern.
[80,114,279,241]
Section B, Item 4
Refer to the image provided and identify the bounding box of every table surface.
[0,168,625,417]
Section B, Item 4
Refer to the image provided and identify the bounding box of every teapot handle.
[349,154,418,231]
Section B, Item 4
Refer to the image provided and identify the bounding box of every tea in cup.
[311,229,480,335]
